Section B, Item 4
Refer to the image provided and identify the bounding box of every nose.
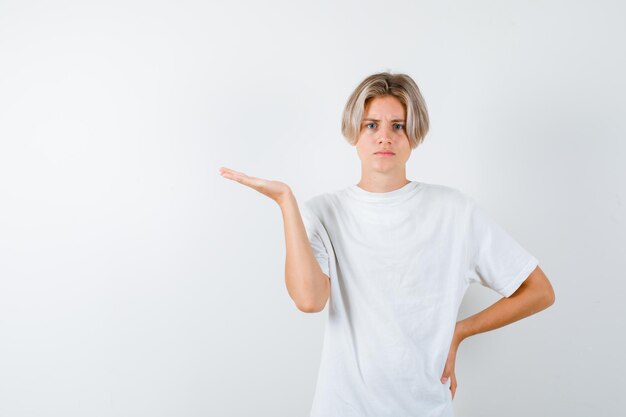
[378,124,395,143]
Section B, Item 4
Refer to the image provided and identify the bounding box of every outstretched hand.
[440,323,465,400]
[219,166,292,205]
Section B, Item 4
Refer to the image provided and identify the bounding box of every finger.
[440,369,450,384]
[220,169,266,191]
[218,166,234,176]
[440,366,449,383]
[220,171,240,182]
[219,167,242,177]
[220,168,250,183]
[450,375,457,400]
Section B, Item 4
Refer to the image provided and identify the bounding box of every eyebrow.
[362,118,405,122]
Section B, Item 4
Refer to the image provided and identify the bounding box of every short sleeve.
[300,203,331,277]
[465,197,539,297]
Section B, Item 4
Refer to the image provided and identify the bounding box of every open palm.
[218,166,292,204]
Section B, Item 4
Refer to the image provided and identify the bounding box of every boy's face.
[355,95,412,175]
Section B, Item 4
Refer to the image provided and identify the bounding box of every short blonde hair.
[341,72,429,149]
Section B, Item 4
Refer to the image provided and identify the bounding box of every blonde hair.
[341,72,429,149]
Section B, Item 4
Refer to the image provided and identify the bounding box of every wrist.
[276,188,295,208]
[455,320,470,344]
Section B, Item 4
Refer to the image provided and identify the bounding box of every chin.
[371,165,396,173]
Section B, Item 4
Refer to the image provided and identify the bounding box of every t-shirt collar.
[346,181,421,203]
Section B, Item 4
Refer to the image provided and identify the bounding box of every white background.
[1,1,624,416]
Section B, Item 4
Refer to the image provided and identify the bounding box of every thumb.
[440,367,449,384]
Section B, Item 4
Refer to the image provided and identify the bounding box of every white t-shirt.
[300,180,539,417]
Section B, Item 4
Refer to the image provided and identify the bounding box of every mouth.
[374,152,395,156]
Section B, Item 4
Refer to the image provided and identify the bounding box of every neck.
[357,172,410,193]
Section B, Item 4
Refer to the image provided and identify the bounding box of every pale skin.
[219,94,556,401]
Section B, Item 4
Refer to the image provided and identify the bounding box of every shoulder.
[418,182,471,209]
[301,184,348,212]
[301,191,336,223]
[301,192,330,213]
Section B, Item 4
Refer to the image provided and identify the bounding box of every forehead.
[363,95,406,118]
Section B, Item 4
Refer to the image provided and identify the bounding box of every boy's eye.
[364,122,404,130]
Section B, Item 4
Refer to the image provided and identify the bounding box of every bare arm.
[440,265,555,398]
[278,191,330,313]
[456,265,555,342]
[219,166,330,313]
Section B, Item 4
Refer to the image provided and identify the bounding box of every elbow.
[298,305,322,313]
[531,266,555,309]
[297,290,330,313]
[297,298,326,313]
[288,271,331,313]
[544,287,556,308]
[295,273,331,313]
[542,276,556,308]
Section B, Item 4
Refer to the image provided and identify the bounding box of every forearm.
[457,279,554,342]
[279,191,330,313]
